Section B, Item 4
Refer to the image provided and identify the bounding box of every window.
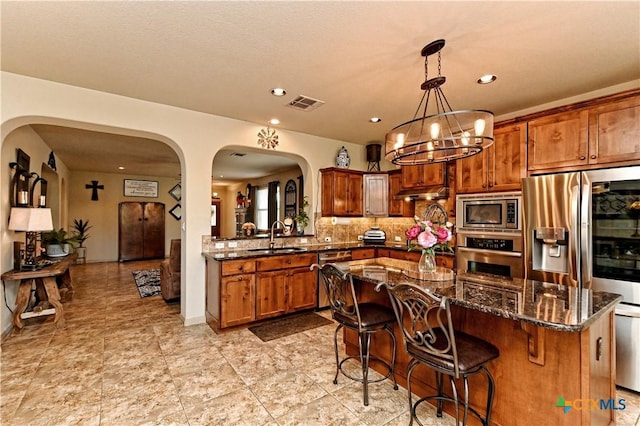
[255,185,281,231]
[255,187,268,230]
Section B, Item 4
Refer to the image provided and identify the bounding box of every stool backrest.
[314,263,362,329]
[379,282,460,377]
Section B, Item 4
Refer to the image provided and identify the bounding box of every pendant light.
[385,39,494,165]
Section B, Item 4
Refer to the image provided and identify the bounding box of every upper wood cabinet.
[528,91,640,174]
[527,109,590,172]
[321,168,363,217]
[588,96,640,166]
[401,163,445,190]
[456,122,527,193]
[363,173,389,217]
[388,170,414,217]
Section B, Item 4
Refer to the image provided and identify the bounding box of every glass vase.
[418,251,437,273]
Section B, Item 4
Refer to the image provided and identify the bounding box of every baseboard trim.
[183,315,205,326]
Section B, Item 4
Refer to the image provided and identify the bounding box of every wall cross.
[86,180,104,201]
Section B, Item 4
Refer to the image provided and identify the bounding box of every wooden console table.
[1,253,77,333]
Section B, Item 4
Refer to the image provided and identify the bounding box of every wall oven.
[456,231,524,278]
[457,192,523,278]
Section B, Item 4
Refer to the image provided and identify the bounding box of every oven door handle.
[457,247,522,257]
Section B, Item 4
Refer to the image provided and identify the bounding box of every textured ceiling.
[2,1,639,181]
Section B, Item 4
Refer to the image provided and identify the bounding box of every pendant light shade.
[385,39,494,165]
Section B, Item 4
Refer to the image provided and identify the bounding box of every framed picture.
[169,183,181,201]
[169,204,182,220]
[124,179,158,197]
[16,148,30,171]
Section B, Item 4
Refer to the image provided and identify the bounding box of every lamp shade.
[8,208,54,232]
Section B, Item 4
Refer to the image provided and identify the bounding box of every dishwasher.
[317,250,352,309]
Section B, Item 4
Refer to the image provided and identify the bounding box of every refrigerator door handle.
[570,183,581,284]
[580,177,592,287]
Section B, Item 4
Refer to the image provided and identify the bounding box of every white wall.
[1,71,366,334]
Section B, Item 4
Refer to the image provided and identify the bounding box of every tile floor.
[0,260,638,425]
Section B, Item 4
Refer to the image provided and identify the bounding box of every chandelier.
[385,39,494,165]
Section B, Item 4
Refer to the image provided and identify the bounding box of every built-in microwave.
[456,192,522,232]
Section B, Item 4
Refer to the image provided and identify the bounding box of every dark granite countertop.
[345,261,622,332]
[202,242,454,260]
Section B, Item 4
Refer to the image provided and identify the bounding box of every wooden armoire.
[118,202,165,262]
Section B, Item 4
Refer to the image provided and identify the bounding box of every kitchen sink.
[246,247,307,254]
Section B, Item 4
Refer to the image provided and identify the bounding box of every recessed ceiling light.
[269,118,280,125]
[118,166,125,170]
[369,117,382,123]
[477,74,497,84]
[271,88,286,96]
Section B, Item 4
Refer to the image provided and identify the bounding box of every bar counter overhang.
[340,258,622,426]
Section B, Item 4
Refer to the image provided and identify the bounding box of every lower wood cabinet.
[255,253,318,320]
[221,274,255,328]
[218,258,256,328]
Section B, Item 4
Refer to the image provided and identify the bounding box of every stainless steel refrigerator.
[522,165,640,392]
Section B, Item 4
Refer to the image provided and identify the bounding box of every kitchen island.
[342,259,622,426]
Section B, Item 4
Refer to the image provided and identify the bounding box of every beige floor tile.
[249,369,328,418]
[183,387,274,426]
[276,393,366,426]
[1,259,637,426]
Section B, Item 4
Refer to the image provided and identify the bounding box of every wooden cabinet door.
[286,267,317,312]
[588,96,640,165]
[528,109,589,172]
[489,122,527,191]
[118,202,165,261]
[255,271,287,320]
[143,202,165,259]
[401,164,445,189]
[455,149,488,193]
[388,170,414,216]
[346,172,363,216]
[118,202,145,261]
[321,168,363,217]
[221,274,255,328]
[363,174,388,217]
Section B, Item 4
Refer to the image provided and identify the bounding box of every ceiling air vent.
[287,95,325,111]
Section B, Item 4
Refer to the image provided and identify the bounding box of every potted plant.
[42,228,77,257]
[295,196,310,235]
[72,219,92,263]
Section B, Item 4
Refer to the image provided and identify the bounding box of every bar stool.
[376,282,499,426]
[314,263,398,406]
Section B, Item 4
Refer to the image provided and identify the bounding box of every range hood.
[394,186,450,201]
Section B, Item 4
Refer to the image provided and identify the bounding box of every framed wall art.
[169,204,182,220]
[169,183,181,201]
[124,179,158,197]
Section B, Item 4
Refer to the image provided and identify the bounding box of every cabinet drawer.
[256,253,318,271]
[352,248,376,260]
[221,259,256,276]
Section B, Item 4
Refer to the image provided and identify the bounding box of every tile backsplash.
[202,199,456,252]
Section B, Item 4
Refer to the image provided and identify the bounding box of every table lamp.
[8,208,53,271]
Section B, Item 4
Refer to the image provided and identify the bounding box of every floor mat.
[132,269,161,298]
[248,312,333,342]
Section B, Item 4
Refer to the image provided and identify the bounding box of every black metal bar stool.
[313,263,398,406]
[376,282,499,425]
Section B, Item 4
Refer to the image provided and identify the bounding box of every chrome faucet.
[269,220,286,249]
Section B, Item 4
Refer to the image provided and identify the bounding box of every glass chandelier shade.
[385,39,494,165]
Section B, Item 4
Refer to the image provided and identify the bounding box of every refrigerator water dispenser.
[533,227,568,273]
